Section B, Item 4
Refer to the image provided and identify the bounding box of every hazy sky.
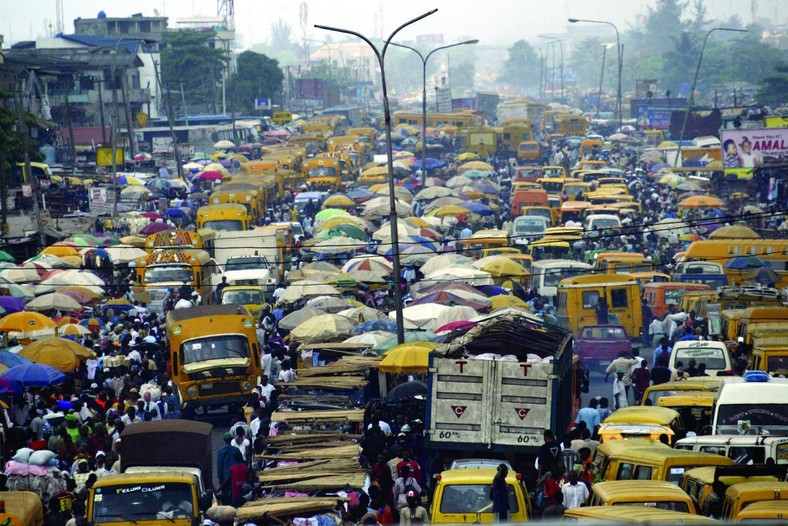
[1,0,784,49]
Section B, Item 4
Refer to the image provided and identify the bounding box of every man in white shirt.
[256,376,276,404]
[127,348,142,364]
[120,406,142,426]
[141,391,162,421]
[561,470,589,509]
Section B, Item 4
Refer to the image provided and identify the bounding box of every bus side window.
[610,288,628,308]
[634,465,653,480]
[617,462,634,480]
[582,291,599,309]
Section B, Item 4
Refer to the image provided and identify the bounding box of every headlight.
[186,387,197,398]
[242,381,252,391]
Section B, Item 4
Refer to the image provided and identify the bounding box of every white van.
[584,214,621,233]
[510,216,549,246]
[669,341,732,376]
[712,379,788,436]
[530,259,593,301]
[675,435,788,464]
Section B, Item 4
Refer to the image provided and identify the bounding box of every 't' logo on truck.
[451,405,467,418]
[515,407,530,420]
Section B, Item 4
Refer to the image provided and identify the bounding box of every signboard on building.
[636,79,658,99]
[89,187,116,215]
[96,146,124,167]
[436,87,452,113]
[272,112,292,123]
[296,78,324,100]
[636,107,674,130]
[720,127,788,179]
[255,98,272,110]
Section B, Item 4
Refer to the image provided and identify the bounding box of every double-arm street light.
[568,18,622,131]
[316,9,438,345]
[676,27,748,164]
[538,36,563,103]
[390,39,479,186]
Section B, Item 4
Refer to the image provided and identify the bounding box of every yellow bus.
[135,249,216,301]
[302,157,342,191]
[196,204,249,232]
[557,115,589,136]
[393,111,483,129]
[166,304,261,413]
[210,189,263,224]
[557,273,643,337]
[684,239,788,288]
[500,121,533,153]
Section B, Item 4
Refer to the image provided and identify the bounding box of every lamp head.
[568,18,579,23]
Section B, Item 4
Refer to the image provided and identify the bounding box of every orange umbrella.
[677,195,725,209]
[19,337,94,372]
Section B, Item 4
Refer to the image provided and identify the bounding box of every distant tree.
[160,30,228,112]
[642,0,691,55]
[226,51,284,114]
[449,60,476,97]
[755,63,788,106]
[497,40,540,93]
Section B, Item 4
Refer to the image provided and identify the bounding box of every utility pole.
[97,75,107,144]
[63,75,77,175]
[13,76,46,249]
[120,67,136,161]
[110,57,121,217]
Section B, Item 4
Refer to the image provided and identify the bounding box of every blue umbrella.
[2,362,67,387]
[0,350,33,368]
[146,179,173,191]
[462,202,494,216]
[0,296,26,313]
[352,319,397,334]
[411,158,446,172]
[347,188,374,201]
[724,256,768,270]
[165,208,187,218]
[477,285,508,296]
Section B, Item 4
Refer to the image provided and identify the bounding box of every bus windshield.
[223,289,264,305]
[226,256,269,271]
[202,220,243,232]
[91,482,194,522]
[308,167,338,177]
[716,403,788,435]
[181,335,250,364]
[145,265,193,284]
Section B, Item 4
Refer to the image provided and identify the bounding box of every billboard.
[295,78,324,100]
[720,127,788,179]
[636,107,673,130]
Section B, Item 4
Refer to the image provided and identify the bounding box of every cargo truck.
[425,316,576,463]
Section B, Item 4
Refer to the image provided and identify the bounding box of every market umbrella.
[414,186,456,201]
[338,306,388,323]
[400,245,437,266]
[139,222,174,235]
[103,298,134,311]
[41,245,80,259]
[323,195,356,208]
[315,208,351,222]
[678,195,726,209]
[409,290,490,310]
[276,284,342,304]
[0,283,35,301]
[58,286,104,300]
[411,157,445,172]
[104,246,148,264]
[213,139,236,149]
[343,332,392,346]
[301,261,341,275]
[461,202,493,216]
[316,215,370,233]
[0,267,41,283]
[311,236,366,254]
[0,296,26,313]
[708,225,760,240]
[394,303,452,331]
[19,337,94,372]
[1,362,67,387]
[379,342,437,373]
[0,351,32,368]
[435,306,478,328]
[473,256,529,278]
[58,323,93,337]
[26,293,82,312]
[658,173,684,186]
[457,152,480,161]
[164,208,188,218]
[386,380,427,403]
[424,266,494,287]
[420,254,473,276]
[319,224,367,241]
[459,161,493,172]
[120,186,150,198]
[79,318,105,331]
[342,256,393,274]
[445,175,472,188]
[58,290,94,305]
[724,256,769,270]
[290,314,355,343]
[347,188,375,202]
[0,250,15,263]
[371,330,437,353]
[305,295,358,313]
[278,306,327,331]
[352,319,397,334]
[490,295,530,310]
[0,311,57,335]
[754,267,781,287]
[462,169,489,180]
[196,170,224,182]
[652,218,688,239]
[330,270,387,284]
[433,204,471,218]
[677,180,703,192]
[435,320,478,334]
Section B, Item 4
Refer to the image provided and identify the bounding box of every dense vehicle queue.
[0,84,786,526]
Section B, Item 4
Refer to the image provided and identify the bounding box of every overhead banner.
[720,127,788,179]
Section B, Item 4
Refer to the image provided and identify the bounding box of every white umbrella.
[0,266,41,283]
[393,303,453,331]
[343,332,391,345]
[415,186,457,201]
[435,306,479,328]
[26,292,82,312]
[342,255,393,274]
[306,295,355,313]
[424,266,494,287]
[213,140,236,149]
[373,220,418,241]
[311,236,367,254]
[290,313,355,343]
[337,305,388,323]
[104,245,148,264]
[421,254,473,276]
[277,283,342,304]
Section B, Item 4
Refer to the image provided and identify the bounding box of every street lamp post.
[538,36,564,103]
[568,18,622,131]
[316,9,438,345]
[676,27,748,165]
[390,39,478,186]
[109,38,140,217]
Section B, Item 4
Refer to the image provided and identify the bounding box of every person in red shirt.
[395,449,422,483]
[542,464,566,509]
[221,450,249,507]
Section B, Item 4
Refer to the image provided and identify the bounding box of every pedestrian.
[541,491,567,519]
[574,399,600,435]
[604,351,640,403]
[560,470,589,509]
[216,432,234,503]
[652,337,672,367]
[612,369,628,410]
[650,356,672,387]
[220,450,249,507]
[631,360,651,405]
[490,463,510,522]
[399,491,429,525]
[537,429,562,479]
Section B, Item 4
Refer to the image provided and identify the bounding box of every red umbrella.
[435,320,478,334]
[198,170,224,181]
[140,212,162,220]
[59,290,93,305]
[139,222,174,235]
